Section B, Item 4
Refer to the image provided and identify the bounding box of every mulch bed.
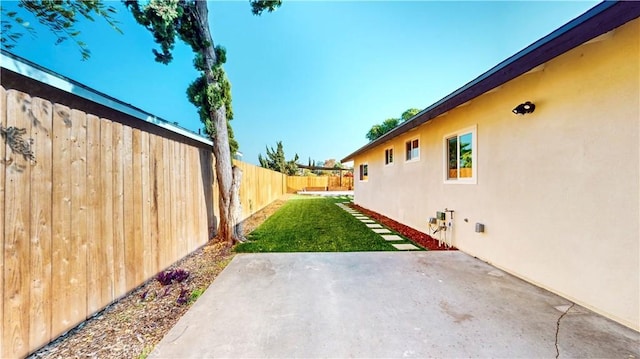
[349,203,457,251]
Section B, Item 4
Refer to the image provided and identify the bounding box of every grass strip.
[235,197,415,252]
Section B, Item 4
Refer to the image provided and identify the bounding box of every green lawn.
[235,196,420,252]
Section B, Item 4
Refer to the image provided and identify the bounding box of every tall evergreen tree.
[125,0,281,245]
[258,141,299,176]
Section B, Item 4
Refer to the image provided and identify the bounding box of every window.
[359,163,368,181]
[405,138,419,161]
[384,147,393,165]
[444,126,476,183]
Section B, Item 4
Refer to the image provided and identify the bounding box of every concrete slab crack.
[555,303,575,358]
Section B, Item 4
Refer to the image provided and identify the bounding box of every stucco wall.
[353,19,639,330]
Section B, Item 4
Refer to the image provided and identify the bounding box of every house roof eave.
[342,1,640,163]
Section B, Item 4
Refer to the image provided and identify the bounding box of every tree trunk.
[193,1,241,246]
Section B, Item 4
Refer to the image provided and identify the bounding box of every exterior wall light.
[512,101,536,115]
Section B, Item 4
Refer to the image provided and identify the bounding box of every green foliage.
[258,141,299,176]
[401,108,421,122]
[365,108,421,142]
[137,346,154,359]
[366,118,399,141]
[188,288,205,304]
[125,0,187,64]
[250,0,282,15]
[1,0,122,60]
[126,0,241,154]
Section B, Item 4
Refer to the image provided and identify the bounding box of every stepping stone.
[351,213,362,216]
[365,223,382,228]
[372,228,391,234]
[392,243,419,250]
[360,219,375,223]
[381,234,403,241]
[355,216,368,220]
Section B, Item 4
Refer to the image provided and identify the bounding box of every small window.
[406,138,419,161]
[359,163,368,181]
[444,126,476,183]
[384,148,393,165]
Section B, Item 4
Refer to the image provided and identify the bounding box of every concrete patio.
[151,251,639,358]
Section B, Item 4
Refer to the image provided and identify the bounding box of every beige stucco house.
[342,2,639,331]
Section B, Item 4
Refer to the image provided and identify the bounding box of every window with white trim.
[359,163,368,181]
[405,138,419,161]
[444,126,477,183]
[384,147,393,165]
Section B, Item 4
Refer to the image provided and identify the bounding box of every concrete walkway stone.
[372,228,392,234]
[391,243,419,250]
[381,234,404,241]
[152,252,640,358]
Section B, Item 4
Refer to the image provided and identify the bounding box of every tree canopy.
[1,0,122,60]
[366,108,421,141]
[258,141,299,176]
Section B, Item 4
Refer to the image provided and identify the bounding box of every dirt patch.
[349,203,457,251]
[28,195,291,359]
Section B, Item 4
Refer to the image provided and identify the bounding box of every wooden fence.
[234,160,286,220]
[286,175,353,192]
[0,87,286,358]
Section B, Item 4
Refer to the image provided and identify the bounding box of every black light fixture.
[512,101,536,115]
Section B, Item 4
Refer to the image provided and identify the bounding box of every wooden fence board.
[149,134,161,274]
[123,126,138,291]
[132,129,144,286]
[28,98,53,350]
[111,122,126,296]
[196,149,213,240]
[85,114,101,315]
[99,119,114,306]
[162,138,173,269]
[122,126,135,291]
[0,86,6,356]
[141,132,152,279]
[170,141,180,258]
[189,146,199,248]
[50,105,74,335]
[67,108,88,328]
[194,147,205,244]
[177,143,186,257]
[157,138,166,270]
[184,145,193,249]
[200,148,215,238]
[3,90,32,358]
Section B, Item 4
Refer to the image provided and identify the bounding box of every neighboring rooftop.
[0,50,212,147]
[342,1,640,162]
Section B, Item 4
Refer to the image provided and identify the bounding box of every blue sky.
[3,0,598,165]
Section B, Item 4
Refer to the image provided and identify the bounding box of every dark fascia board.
[0,50,213,147]
[297,163,353,171]
[342,1,640,163]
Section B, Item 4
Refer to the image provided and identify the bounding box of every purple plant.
[176,287,189,305]
[160,286,172,298]
[156,268,190,286]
